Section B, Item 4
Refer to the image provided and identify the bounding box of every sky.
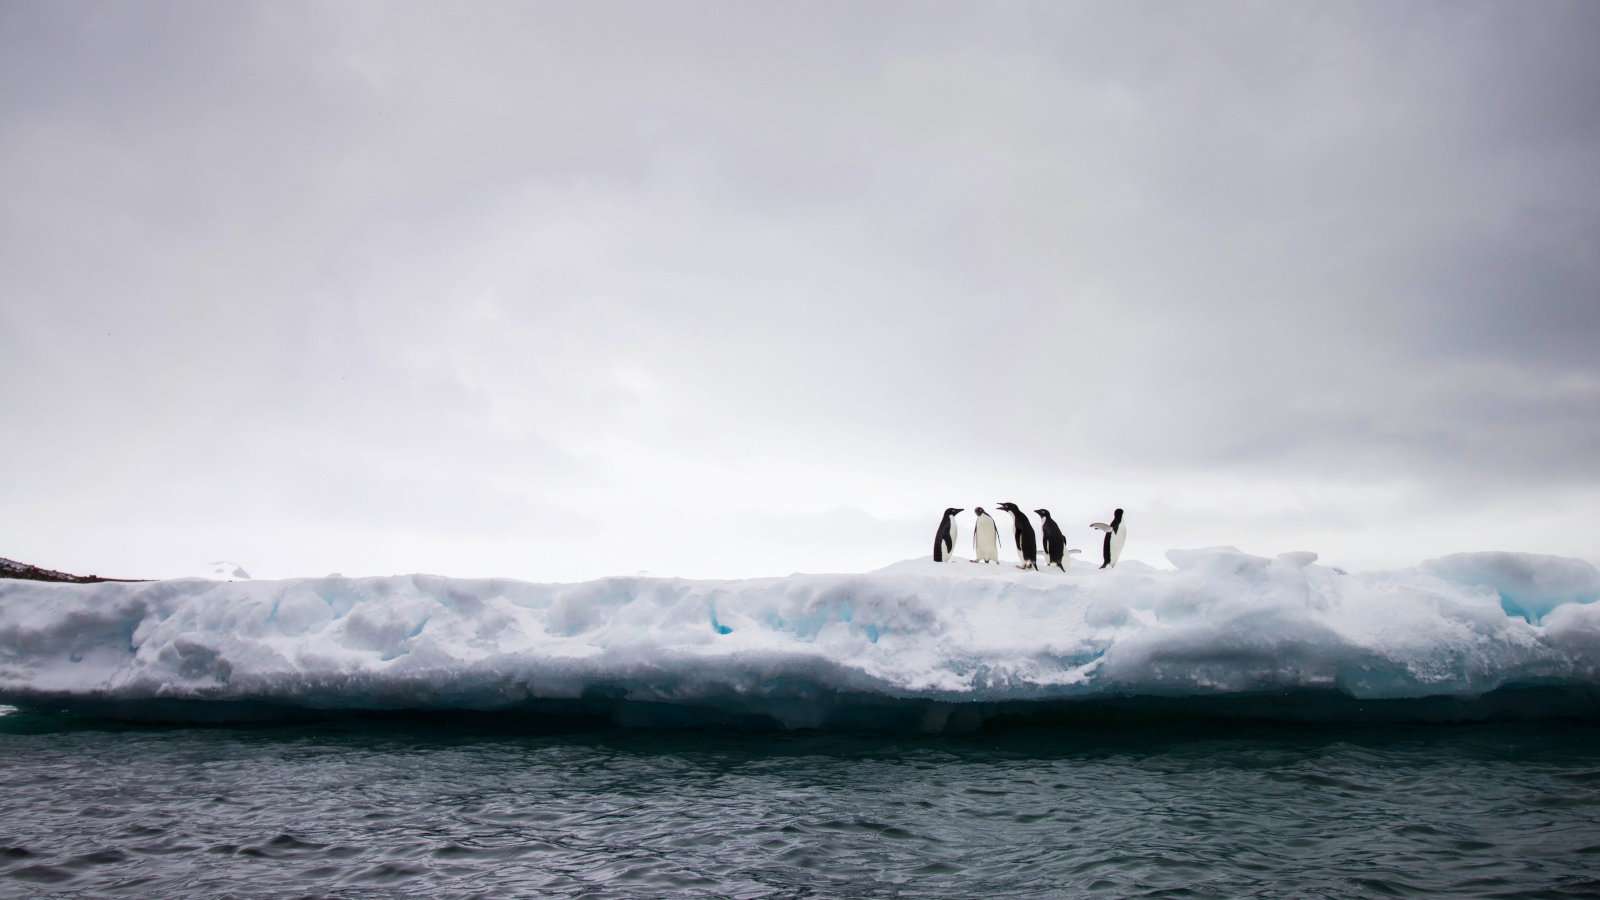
[2,0,1598,581]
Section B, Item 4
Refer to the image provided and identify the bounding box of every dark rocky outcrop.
[0,557,146,583]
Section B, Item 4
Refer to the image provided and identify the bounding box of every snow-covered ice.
[1,549,1596,727]
[194,560,252,581]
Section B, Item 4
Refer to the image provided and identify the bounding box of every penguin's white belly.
[944,526,959,561]
[975,521,999,561]
[1109,526,1127,565]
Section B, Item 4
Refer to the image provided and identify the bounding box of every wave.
[2,548,1598,729]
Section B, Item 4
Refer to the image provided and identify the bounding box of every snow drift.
[2,549,1598,728]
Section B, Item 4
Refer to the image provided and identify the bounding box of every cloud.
[2,1,1596,579]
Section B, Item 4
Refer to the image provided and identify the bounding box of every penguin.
[1034,509,1067,571]
[1090,508,1126,569]
[932,507,963,562]
[996,503,1038,570]
[972,507,1000,563]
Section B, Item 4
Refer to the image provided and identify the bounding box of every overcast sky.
[3,1,1597,581]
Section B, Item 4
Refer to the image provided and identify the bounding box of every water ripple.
[0,722,1597,897]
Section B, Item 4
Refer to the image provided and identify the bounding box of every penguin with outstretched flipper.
[932,507,963,562]
[996,503,1038,571]
[1090,508,1126,569]
[1034,509,1067,571]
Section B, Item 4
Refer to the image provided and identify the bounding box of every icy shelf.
[2,549,1597,727]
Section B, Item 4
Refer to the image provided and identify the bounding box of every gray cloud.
[2,0,1596,579]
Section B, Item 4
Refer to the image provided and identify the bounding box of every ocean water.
[3,713,1598,898]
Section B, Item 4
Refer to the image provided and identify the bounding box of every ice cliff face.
[1420,551,1600,623]
[1,549,1596,727]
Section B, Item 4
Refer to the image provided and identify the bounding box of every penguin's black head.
[944,507,963,518]
[1034,508,1050,519]
[997,502,1020,514]
[974,506,987,516]
[1113,508,1124,518]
